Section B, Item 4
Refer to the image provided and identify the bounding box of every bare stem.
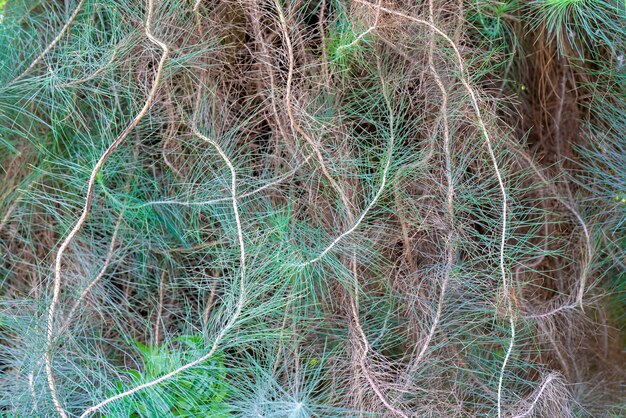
[79,113,248,418]
[345,59,407,418]
[272,0,352,213]
[62,210,125,329]
[351,2,512,414]
[408,0,454,373]
[79,5,248,416]
[9,0,88,85]
[335,0,381,56]
[45,0,170,415]
[512,373,558,418]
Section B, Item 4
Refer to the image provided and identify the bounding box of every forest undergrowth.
[0,0,624,416]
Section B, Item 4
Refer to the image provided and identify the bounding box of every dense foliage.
[0,0,624,416]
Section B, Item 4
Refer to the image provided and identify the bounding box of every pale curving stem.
[247,0,294,155]
[523,302,578,319]
[57,48,119,88]
[351,2,511,416]
[407,0,453,375]
[498,314,516,417]
[296,150,393,265]
[295,79,396,266]
[271,4,403,413]
[511,373,558,418]
[79,6,247,413]
[60,210,125,331]
[29,372,38,413]
[9,0,88,86]
[350,258,408,418]
[344,60,407,418]
[506,140,592,311]
[192,0,203,15]
[79,109,248,418]
[105,154,311,210]
[26,211,124,406]
[334,0,382,57]
[44,0,170,416]
[272,0,353,215]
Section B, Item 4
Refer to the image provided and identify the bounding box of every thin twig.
[408,0,453,373]
[524,303,578,319]
[79,114,248,418]
[296,93,395,266]
[335,0,381,57]
[28,372,38,413]
[57,48,118,88]
[512,373,558,418]
[79,6,248,416]
[45,0,170,415]
[272,0,352,214]
[9,0,88,86]
[351,3,512,415]
[345,58,407,418]
[249,0,293,154]
[350,259,408,418]
[62,211,125,329]
[104,155,311,210]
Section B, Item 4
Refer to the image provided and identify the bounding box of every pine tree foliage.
[0,0,624,416]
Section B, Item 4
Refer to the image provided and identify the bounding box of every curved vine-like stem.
[408,0,454,373]
[78,4,248,416]
[9,0,88,86]
[512,373,558,418]
[44,0,169,415]
[342,59,408,418]
[351,1,512,415]
[272,0,352,215]
[79,100,248,418]
[61,210,125,329]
